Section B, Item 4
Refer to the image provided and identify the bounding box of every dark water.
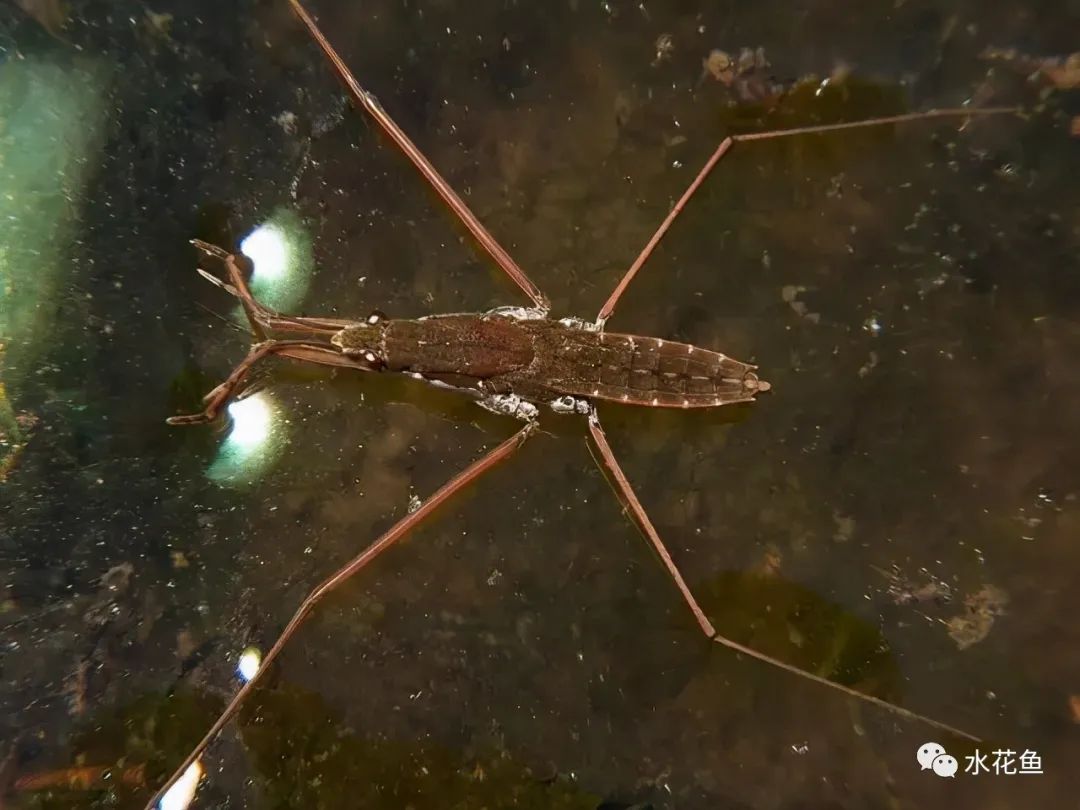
[1,1,1078,808]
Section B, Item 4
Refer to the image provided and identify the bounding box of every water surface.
[1,1,1078,808]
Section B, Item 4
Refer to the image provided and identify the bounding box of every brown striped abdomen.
[495,320,769,408]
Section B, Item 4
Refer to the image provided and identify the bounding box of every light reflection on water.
[157,759,203,810]
[206,391,285,486]
[241,223,289,283]
[225,393,275,450]
[238,208,314,313]
[203,213,314,485]
[0,56,108,372]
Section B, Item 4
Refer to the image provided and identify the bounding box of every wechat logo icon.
[917,742,958,778]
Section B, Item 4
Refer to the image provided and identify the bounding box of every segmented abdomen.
[510,322,769,408]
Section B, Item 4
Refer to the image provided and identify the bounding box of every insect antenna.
[192,300,249,336]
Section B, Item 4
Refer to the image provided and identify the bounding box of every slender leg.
[596,106,1018,326]
[586,411,716,637]
[585,410,979,741]
[286,0,550,313]
[192,240,360,336]
[167,340,372,426]
[143,420,537,809]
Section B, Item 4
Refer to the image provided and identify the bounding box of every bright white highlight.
[226,393,274,450]
[158,759,203,810]
[237,646,262,683]
[208,391,282,486]
[240,224,289,283]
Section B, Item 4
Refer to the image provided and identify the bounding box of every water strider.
[149,0,1020,805]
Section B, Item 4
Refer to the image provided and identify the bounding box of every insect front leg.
[167,340,375,425]
[191,240,359,336]
[286,0,550,312]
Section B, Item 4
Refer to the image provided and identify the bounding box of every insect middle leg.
[286,0,550,313]
[595,107,1017,326]
[585,410,979,741]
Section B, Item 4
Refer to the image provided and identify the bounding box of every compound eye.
[367,310,386,325]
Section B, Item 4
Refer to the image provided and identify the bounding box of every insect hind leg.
[585,409,981,742]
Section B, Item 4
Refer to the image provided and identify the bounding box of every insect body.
[331,311,770,413]
[146,0,1019,805]
[168,245,769,428]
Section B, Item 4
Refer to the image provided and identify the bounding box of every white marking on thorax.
[549,395,590,415]
[484,306,548,321]
[478,393,539,421]
[557,316,601,332]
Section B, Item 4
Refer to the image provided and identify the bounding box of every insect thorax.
[330,321,386,362]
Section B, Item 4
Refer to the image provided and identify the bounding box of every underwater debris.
[946,584,1009,649]
[652,32,674,66]
[981,47,1080,90]
[701,46,784,104]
